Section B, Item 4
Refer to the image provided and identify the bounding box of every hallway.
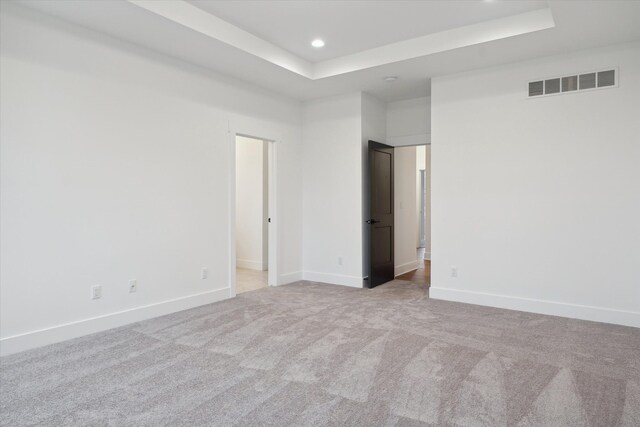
[396,260,430,287]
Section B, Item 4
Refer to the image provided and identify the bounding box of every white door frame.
[419,169,427,248]
[229,131,278,297]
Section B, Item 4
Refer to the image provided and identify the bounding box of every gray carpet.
[1,280,639,426]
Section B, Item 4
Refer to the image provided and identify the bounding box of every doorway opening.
[365,142,430,288]
[234,135,274,294]
[394,144,431,287]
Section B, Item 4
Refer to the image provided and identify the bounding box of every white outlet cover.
[451,266,458,278]
[92,285,102,300]
[129,279,137,293]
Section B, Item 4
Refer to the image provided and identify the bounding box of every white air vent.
[579,73,596,90]
[562,76,577,92]
[528,81,543,97]
[545,78,560,94]
[528,68,617,98]
[597,70,615,87]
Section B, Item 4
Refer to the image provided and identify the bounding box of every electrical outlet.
[338,257,343,266]
[451,266,458,278]
[201,267,208,279]
[91,285,102,300]
[129,279,137,293]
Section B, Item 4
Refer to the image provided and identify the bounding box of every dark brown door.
[367,141,394,288]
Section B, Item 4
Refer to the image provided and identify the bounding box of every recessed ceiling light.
[311,39,325,48]
[383,76,398,82]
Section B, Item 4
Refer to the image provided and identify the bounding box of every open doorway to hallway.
[394,144,431,287]
[235,135,269,293]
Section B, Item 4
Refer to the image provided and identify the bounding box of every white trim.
[302,271,363,288]
[236,259,265,271]
[394,260,419,277]
[0,288,231,357]
[228,129,237,298]
[279,271,303,285]
[266,140,278,287]
[429,286,640,328]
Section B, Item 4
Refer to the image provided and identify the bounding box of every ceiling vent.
[528,68,617,98]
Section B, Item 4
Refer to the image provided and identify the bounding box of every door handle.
[366,219,380,224]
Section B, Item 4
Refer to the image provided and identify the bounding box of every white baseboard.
[395,260,419,277]
[0,287,231,357]
[429,286,640,328]
[279,271,303,285]
[423,251,431,261]
[237,259,265,271]
[302,271,363,288]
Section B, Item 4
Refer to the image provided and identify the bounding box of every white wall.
[0,4,303,355]
[301,93,363,287]
[386,97,431,147]
[416,145,427,170]
[235,136,266,270]
[430,41,640,327]
[394,147,418,276]
[300,91,387,288]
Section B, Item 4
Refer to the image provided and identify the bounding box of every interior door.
[367,140,394,288]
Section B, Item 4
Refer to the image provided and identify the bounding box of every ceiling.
[189,0,549,62]
[14,0,640,102]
